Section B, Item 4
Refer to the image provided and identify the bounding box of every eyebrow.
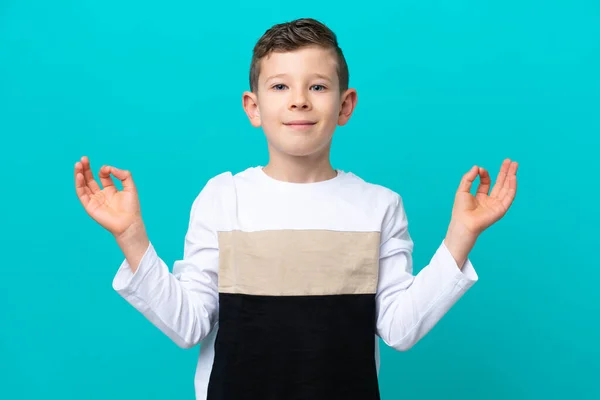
[264,73,333,84]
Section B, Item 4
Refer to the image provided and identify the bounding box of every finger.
[110,167,137,192]
[498,161,518,202]
[501,175,517,210]
[489,158,511,198]
[457,165,479,194]
[75,163,91,207]
[475,167,491,196]
[74,161,92,196]
[99,165,117,191]
[81,156,101,193]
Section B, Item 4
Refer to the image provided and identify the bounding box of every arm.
[112,178,222,349]
[375,194,478,352]
[376,159,518,351]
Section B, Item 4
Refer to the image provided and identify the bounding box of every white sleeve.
[375,194,479,351]
[111,177,222,349]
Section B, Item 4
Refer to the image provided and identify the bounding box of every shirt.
[112,166,479,400]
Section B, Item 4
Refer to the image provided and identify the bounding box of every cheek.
[317,96,340,116]
[257,97,282,123]
[321,105,340,126]
[260,110,280,129]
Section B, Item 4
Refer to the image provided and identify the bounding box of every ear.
[337,88,358,126]
[242,91,261,127]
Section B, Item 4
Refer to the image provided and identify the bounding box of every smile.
[283,121,317,131]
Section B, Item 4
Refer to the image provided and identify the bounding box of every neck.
[262,144,337,183]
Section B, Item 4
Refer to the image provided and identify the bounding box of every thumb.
[110,167,137,191]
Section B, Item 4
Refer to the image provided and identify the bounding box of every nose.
[288,89,312,111]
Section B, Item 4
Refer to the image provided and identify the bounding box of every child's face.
[243,46,357,159]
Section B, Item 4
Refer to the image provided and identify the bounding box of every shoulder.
[334,171,409,235]
[195,166,258,196]
[343,173,413,245]
[186,170,235,219]
[188,167,257,220]
[341,171,404,211]
[193,171,233,200]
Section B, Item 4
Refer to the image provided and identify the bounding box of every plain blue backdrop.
[1,0,599,399]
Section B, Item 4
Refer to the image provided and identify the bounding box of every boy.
[74,18,518,400]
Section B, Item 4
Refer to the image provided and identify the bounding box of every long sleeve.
[375,194,479,351]
[111,177,222,349]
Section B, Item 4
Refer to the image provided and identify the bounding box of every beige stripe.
[218,230,380,296]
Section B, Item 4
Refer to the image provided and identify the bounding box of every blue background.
[1,0,599,398]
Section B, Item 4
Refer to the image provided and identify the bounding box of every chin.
[264,127,333,158]
[283,148,321,158]
[275,141,332,158]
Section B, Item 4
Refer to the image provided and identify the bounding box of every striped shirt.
[112,166,479,399]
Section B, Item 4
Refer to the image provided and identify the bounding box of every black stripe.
[207,293,380,400]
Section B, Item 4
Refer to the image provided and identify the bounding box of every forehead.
[259,46,338,82]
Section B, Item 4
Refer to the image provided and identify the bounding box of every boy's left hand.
[450,158,519,238]
[443,158,518,269]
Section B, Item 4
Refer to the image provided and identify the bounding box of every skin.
[74,45,518,272]
[242,46,357,183]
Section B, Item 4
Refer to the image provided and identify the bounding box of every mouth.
[284,120,317,126]
[283,120,317,130]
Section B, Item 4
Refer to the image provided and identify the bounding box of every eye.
[311,84,327,91]
[272,84,288,91]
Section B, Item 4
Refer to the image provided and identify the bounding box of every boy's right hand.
[74,155,143,239]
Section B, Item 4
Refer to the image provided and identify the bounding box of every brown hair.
[249,18,349,94]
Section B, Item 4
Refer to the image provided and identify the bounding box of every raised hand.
[451,158,519,237]
[74,156,143,238]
